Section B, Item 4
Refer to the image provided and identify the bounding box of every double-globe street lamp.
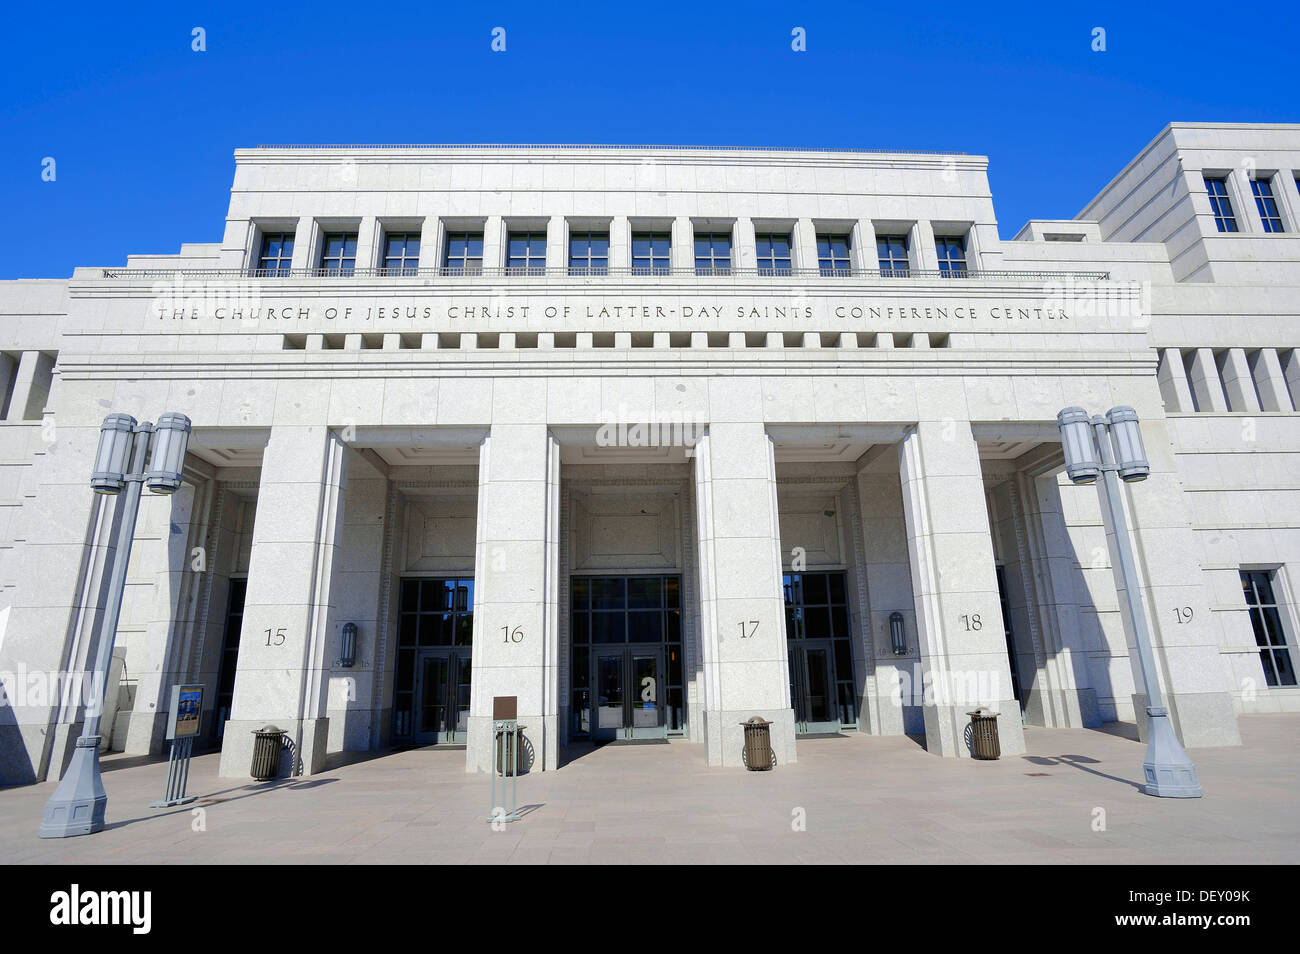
[1056,405,1201,798]
[39,411,192,837]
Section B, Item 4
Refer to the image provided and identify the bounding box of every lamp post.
[39,412,192,837]
[1056,406,1202,798]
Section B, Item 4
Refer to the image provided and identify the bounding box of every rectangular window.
[442,231,483,274]
[568,231,609,275]
[255,231,294,275]
[877,234,910,276]
[1241,570,1296,687]
[631,232,671,274]
[1251,178,1285,233]
[755,233,792,275]
[816,234,852,276]
[694,232,732,275]
[506,231,547,275]
[381,231,420,274]
[319,232,358,275]
[936,235,968,277]
[1205,176,1238,232]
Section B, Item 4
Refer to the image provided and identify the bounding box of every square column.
[1108,418,1240,748]
[897,423,1025,757]
[1218,348,1261,412]
[465,425,561,773]
[1250,348,1295,412]
[792,219,818,271]
[692,425,796,767]
[1156,349,1196,412]
[1186,348,1228,412]
[1012,471,1102,728]
[217,426,348,777]
[0,424,118,784]
[7,351,55,421]
[609,216,630,271]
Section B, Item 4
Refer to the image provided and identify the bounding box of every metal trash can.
[250,725,286,780]
[741,716,774,771]
[967,709,1001,760]
[494,724,524,777]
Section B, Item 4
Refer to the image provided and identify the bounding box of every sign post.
[149,684,203,808]
[487,695,522,824]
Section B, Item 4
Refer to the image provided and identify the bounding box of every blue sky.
[1,1,1296,279]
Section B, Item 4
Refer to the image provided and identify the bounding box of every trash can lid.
[740,716,772,726]
[966,708,999,717]
[253,724,285,733]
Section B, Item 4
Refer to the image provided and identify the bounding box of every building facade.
[1,123,1297,784]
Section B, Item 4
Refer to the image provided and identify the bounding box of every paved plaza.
[3,714,1296,864]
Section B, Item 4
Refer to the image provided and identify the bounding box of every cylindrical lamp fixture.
[340,622,358,668]
[1106,406,1150,482]
[91,413,138,494]
[889,611,907,655]
[1056,406,1100,484]
[145,412,192,494]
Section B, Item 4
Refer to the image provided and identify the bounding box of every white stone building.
[1,122,1297,784]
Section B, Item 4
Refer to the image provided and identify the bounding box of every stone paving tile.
[3,714,1298,864]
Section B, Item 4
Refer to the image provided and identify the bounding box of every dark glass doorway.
[784,572,856,734]
[393,578,474,743]
[570,575,684,741]
[414,649,471,744]
[996,566,1026,715]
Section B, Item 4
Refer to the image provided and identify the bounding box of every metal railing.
[102,265,1110,281]
[250,143,968,156]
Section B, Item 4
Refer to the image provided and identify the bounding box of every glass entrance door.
[789,642,839,734]
[784,571,857,734]
[592,645,666,741]
[570,575,685,741]
[413,649,470,744]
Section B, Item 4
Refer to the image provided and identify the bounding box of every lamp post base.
[1140,707,1203,798]
[38,735,107,837]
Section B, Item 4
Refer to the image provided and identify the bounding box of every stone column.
[1012,471,1101,728]
[854,219,878,273]
[1108,418,1240,748]
[466,425,561,773]
[549,216,568,272]
[1156,349,1196,412]
[897,423,1026,757]
[354,217,380,271]
[914,221,940,272]
[692,425,795,766]
[8,351,55,421]
[122,480,205,755]
[288,216,315,271]
[609,216,630,271]
[217,426,348,777]
[1218,348,1260,412]
[855,465,920,737]
[732,218,756,270]
[1249,348,1295,412]
[1285,349,1300,407]
[0,352,17,420]
[326,448,389,753]
[792,219,818,271]
[0,423,118,784]
[1186,348,1228,412]
[672,218,693,272]
[483,216,505,271]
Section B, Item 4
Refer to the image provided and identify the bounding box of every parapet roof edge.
[238,143,973,158]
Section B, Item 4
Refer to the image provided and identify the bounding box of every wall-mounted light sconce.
[341,622,358,668]
[889,611,908,655]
